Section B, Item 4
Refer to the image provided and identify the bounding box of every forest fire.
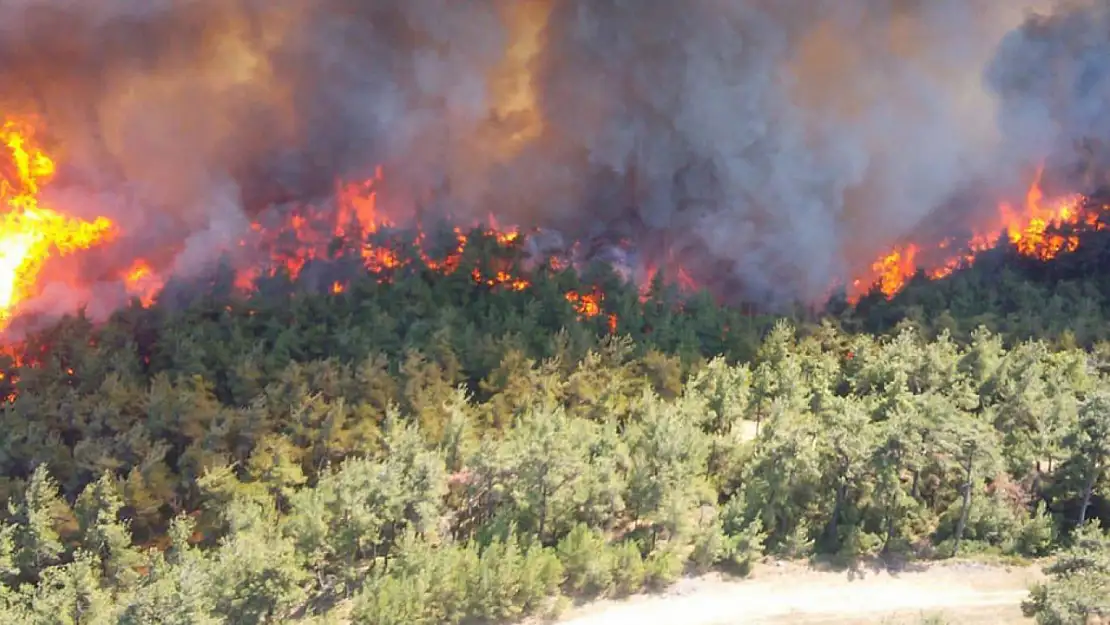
[849,166,1103,302]
[0,0,1101,329]
[1,102,1107,346]
[0,116,617,345]
[0,105,1106,349]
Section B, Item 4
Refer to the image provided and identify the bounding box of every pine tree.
[74,472,142,588]
[1062,390,1110,526]
[10,465,73,581]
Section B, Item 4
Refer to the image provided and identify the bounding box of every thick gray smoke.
[0,0,1091,312]
[519,0,1022,303]
[987,0,1110,194]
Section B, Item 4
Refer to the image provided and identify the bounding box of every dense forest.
[0,226,1109,624]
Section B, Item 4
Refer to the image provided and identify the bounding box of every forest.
[0,226,1108,624]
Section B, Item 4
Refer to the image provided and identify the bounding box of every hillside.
[4,1,1110,622]
[846,225,1110,346]
[0,225,1108,623]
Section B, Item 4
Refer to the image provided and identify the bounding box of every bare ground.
[553,559,1044,625]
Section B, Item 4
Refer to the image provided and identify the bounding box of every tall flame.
[0,119,116,329]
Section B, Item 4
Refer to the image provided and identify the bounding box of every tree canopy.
[1,225,1109,623]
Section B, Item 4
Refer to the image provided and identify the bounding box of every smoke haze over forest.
[0,0,1104,305]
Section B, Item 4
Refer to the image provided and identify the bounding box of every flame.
[0,113,633,369]
[1001,167,1087,260]
[122,259,163,307]
[5,110,1099,348]
[565,290,602,317]
[859,244,920,299]
[219,165,617,327]
[853,164,1101,301]
[335,166,386,239]
[0,119,116,329]
[564,290,617,333]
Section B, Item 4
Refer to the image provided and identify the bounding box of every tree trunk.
[1078,463,1099,526]
[881,509,896,554]
[538,485,548,542]
[1031,473,1042,501]
[953,454,975,558]
[826,477,847,546]
[485,475,497,528]
[537,462,550,542]
[781,464,799,539]
[880,458,902,555]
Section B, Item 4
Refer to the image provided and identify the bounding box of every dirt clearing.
[555,560,1043,625]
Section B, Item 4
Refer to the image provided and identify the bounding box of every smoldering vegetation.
[0,0,1101,308]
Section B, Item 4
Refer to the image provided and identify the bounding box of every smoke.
[0,0,1090,310]
[491,0,1049,303]
[986,0,1110,194]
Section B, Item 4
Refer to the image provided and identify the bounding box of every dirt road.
[556,560,1043,625]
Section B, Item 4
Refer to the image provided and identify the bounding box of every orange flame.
[1001,166,1087,260]
[563,289,616,333]
[122,260,163,307]
[0,117,629,347]
[853,164,1101,301]
[0,117,637,401]
[566,288,617,334]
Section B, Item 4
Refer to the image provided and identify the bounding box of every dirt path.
[555,560,1043,625]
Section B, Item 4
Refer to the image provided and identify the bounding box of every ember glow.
[850,165,1103,301]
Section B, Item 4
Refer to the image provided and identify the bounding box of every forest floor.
[552,558,1044,625]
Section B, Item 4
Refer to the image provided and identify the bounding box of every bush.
[556,524,613,597]
[724,517,766,576]
[1015,502,1057,558]
[644,547,684,590]
[1022,521,1110,624]
[689,518,729,574]
[610,540,647,596]
[835,524,882,563]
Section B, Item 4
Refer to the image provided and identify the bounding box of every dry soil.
[554,559,1043,625]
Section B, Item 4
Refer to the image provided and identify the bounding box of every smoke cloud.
[987,0,1110,194]
[0,0,1095,309]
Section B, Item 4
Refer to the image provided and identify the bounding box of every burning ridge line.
[3,111,1106,365]
[0,117,627,345]
[849,164,1107,302]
